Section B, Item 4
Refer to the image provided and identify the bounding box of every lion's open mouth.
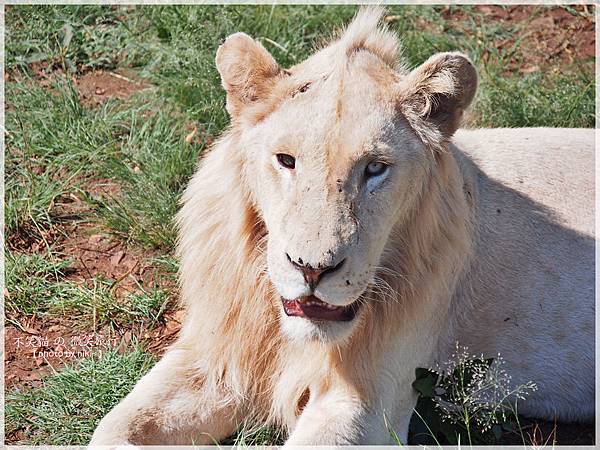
[281,295,359,321]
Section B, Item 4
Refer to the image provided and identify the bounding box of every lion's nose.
[286,253,345,290]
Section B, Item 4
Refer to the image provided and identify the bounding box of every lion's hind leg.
[90,349,242,446]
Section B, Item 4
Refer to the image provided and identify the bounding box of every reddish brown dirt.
[5,238,183,391]
[75,69,151,108]
[5,316,115,389]
[429,5,594,74]
[5,309,184,390]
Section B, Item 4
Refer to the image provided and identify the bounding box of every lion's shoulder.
[453,127,593,237]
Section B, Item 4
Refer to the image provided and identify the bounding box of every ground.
[3,4,595,445]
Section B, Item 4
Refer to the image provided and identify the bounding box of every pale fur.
[91,8,594,446]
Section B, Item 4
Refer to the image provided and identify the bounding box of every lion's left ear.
[216,33,283,118]
[399,52,477,150]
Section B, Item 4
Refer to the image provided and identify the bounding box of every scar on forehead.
[290,72,331,99]
[291,82,312,98]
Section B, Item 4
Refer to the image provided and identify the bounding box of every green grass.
[6,251,172,329]
[6,78,125,241]
[6,346,156,445]
[4,4,594,446]
[476,70,594,128]
[86,100,205,248]
[224,424,285,447]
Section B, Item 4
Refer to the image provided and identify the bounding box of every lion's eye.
[276,153,296,170]
[365,161,387,177]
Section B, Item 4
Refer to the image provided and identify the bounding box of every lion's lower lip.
[281,295,359,321]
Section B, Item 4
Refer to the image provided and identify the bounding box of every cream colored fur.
[90,7,594,446]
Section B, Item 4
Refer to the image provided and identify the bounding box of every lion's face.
[243,56,430,342]
[216,12,476,342]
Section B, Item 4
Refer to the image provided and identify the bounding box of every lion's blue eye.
[365,161,387,177]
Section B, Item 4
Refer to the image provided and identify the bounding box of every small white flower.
[427,343,537,438]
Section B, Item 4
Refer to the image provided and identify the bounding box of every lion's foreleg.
[286,395,415,445]
[282,379,414,446]
[283,336,433,445]
[90,349,242,446]
[283,383,368,445]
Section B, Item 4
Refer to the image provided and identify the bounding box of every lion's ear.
[399,52,477,149]
[216,33,282,118]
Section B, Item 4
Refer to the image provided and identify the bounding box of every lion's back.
[446,128,594,422]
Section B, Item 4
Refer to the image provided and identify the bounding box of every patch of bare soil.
[5,309,184,390]
[75,69,151,108]
[7,224,65,254]
[443,5,594,73]
[5,316,108,389]
[6,179,119,253]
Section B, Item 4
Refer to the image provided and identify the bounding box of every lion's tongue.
[282,296,356,322]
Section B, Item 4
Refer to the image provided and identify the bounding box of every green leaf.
[414,367,434,380]
[492,424,503,441]
[501,420,515,432]
[412,367,438,398]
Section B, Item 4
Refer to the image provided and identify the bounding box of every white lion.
[91,7,594,446]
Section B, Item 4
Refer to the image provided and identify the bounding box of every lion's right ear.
[398,52,477,151]
[216,33,283,118]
